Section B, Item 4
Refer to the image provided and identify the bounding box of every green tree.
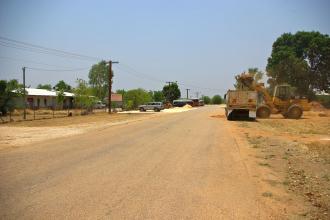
[267,31,330,97]
[55,80,72,92]
[211,95,223,104]
[162,82,181,103]
[73,79,95,109]
[116,89,126,96]
[37,84,52,90]
[202,95,211,104]
[0,79,23,115]
[234,68,264,90]
[152,90,165,102]
[88,60,113,100]
[7,79,23,91]
[248,68,264,82]
[123,88,152,110]
[56,90,65,109]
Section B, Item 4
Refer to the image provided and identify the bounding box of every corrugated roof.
[13,88,122,99]
[63,92,74,97]
[13,88,74,97]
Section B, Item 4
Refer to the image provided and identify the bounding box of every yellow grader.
[236,73,311,119]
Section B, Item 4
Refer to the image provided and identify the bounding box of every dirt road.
[1,106,280,219]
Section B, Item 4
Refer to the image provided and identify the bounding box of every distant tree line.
[201,95,223,105]
[37,80,72,92]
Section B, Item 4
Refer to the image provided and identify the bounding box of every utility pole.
[22,67,26,119]
[165,81,176,102]
[108,60,119,114]
[186,89,190,99]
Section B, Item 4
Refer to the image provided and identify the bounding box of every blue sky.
[0,0,329,97]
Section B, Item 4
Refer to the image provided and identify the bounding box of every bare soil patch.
[2,112,144,127]
[0,113,150,150]
[211,108,330,219]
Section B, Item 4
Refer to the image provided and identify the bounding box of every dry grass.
[209,107,330,218]
[258,118,330,135]
[1,112,147,127]
[0,112,152,150]
[230,109,330,219]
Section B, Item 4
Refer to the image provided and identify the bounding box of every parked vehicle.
[173,99,193,107]
[139,102,164,112]
[225,90,258,120]
[94,101,106,109]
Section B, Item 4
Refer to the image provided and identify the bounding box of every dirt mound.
[182,104,192,109]
[310,101,327,111]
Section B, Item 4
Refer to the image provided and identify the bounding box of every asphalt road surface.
[0,106,277,219]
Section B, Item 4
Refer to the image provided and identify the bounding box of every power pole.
[165,81,176,102]
[186,89,190,99]
[108,60,119,114]
[22,67,26,119]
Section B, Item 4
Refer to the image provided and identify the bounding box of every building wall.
[27,96,54,109]
[26,96,73,109]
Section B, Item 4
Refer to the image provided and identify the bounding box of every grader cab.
[269,84,311,118]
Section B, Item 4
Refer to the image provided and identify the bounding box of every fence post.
[33,106,35,120]
[53,106,55,118]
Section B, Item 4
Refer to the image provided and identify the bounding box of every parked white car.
[94,101,106,109]
[139,102,164,112]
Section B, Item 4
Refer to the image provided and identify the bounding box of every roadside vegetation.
[201,95,223,104]
[0,79,24,115]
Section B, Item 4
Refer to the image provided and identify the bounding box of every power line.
[0,36,103,60]
[0,36,222,92]
[118,63,166,83]
[116,65,165,84]
[114,66,165,88]
[0,36,104,61]
[178,82,221,91]
[0,55,90,69]
[119,62,222,91]
[0,41,98,62]
[26,66,90,72]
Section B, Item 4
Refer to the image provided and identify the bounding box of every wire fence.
[0,107,108,124]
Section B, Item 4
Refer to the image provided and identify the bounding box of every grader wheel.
[286,105,303,119]
[257,106,271,118]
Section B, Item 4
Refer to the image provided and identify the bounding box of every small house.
[104,93,123,108]
[13,88,74,109]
